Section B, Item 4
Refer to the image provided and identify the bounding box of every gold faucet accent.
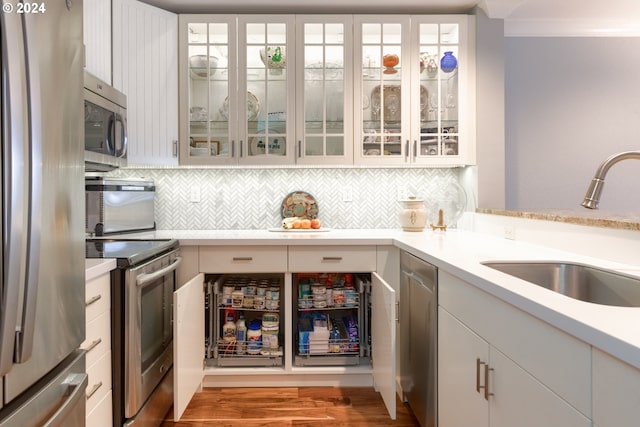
[430,209,447,231]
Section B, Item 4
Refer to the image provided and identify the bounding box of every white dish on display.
[425,181,467,228]
[189,55,218,78]
[219,91,260,121]
[248,136,286,156]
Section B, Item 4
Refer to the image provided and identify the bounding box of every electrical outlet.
[189,186,201,203]
[342,187,353,202]
[504,226,516,240]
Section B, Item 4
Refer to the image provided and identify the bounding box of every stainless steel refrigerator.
[1,1,87,425]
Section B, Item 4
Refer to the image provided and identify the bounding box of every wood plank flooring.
[162,387,421,426]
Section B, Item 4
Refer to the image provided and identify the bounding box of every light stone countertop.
[150,227,640,370]
[477,208,640,231]
[85,258,117,281]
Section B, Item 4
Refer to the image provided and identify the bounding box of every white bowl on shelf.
[189,55,218,78]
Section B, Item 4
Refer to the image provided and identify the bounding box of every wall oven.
[84,71,128,171]
[86,238,181,427]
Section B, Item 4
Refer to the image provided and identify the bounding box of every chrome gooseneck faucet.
[581,151,640,209]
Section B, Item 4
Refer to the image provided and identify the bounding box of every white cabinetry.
[83,268,113,427]
[174,245,396,420]
[592,347,640,427]
[180,15,353,166]
[112,0,179,165]
[180,14,473,167]
[438,270,591,427]
[83,0,112,83]
[354,15,475,166]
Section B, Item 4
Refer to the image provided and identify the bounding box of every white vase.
[398,196,427,231]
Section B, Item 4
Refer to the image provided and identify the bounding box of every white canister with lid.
[398,196,427,231]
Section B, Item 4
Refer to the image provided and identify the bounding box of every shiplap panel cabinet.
[112,0,179,165]
[84,0,112,83]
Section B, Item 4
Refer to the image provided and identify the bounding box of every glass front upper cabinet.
[180,16,237,165]
[354,15,473,165]
[410,16,473,165]
[295,16,353,165]
[238,16,295,165]
[354,16,411,165]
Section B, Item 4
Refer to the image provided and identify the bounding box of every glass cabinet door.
[296,16,353,165]
[354,16,411,164]
[239,16,295,165]
[181,16,237,165]
[412,16,470,164]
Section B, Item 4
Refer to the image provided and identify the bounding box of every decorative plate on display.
[425,181,468,228]
[248,136,287,156]
[280,191,318,219]
[219,91,260,121]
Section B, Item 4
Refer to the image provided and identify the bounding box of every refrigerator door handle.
[0,5,30,375]
[14,12,44,364]
[42,372,88,427]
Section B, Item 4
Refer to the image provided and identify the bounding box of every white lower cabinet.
[438,270,591,427]
[173,246,396,421]
[592,347,640,427]
[83,270,113,426]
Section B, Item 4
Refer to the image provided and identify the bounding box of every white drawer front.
[82,310,111,368]
[199,246,287,273]
[86,389,113,427]
[289,246,376,272]
[85,273,111,323]
[86,351,112,414]
[439,270,591,417]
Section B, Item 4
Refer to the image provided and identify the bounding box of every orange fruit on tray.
[310,219,321,229]
[300,219,311,229]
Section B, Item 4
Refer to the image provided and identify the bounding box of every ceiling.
[140,0,640,36]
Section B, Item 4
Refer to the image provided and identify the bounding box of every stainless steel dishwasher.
[400,251,438,427]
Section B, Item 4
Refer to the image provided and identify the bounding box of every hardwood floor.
[162,387,421,426]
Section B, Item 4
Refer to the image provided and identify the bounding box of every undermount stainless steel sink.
[482,261,640,307]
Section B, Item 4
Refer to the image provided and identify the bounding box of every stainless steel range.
[86,238,181,427]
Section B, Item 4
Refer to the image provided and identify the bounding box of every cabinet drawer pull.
[232,257,253,261]
[86,381,103,400]
[484,365,494,400]
[85,294,102,307]
[322,256,343,261]
[476,358,494,400]
[81,338,102,353]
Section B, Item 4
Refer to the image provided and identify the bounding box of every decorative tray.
[267,228,330,233]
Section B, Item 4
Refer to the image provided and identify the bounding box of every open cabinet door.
[173,273,205,420]
[371,272,397,419]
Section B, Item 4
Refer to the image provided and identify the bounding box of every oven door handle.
[136,256,183,287]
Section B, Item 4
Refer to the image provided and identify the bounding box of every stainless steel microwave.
[84,71,128,171]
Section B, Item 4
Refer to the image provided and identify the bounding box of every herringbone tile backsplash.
[110,167,465,230]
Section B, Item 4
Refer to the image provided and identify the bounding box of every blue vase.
[440,51,457,73]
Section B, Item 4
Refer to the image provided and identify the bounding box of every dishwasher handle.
[401,269,436,292]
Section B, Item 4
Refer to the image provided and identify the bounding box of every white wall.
[474,8,506,210]
[504,37,640,212]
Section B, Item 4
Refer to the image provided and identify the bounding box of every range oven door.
[124,249,182,418]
